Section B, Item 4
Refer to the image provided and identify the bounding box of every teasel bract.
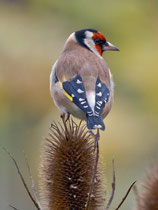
[39,119,106,210]
[135,163,158,210]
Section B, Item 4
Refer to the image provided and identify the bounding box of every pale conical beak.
[102,41,120,51]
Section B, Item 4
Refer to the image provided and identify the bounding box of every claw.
[60,113,70,141]
[60,113,70,123]
[65,113,70,122]
[60,113,65,120]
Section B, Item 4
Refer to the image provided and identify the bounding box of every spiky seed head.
[135,163,158,210]
[39,119,106,210]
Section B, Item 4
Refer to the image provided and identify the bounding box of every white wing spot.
[77,89,84,94]
[79,98,84,101]
[97,82,101,87]
[87,111,93,114]
[83,105,88,108]
[76,79,82,84]
[81,101,86,104]
[71,94,75,97]
[96,92,102,97]
[96,106,101,109]
[97,102,101,106]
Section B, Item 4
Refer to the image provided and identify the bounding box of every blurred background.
[0,0,158,209]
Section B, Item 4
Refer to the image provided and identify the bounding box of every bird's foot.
[60,113,70,141]
[65,113,70,122]
[60,113,70,123]
[60,113,65,120]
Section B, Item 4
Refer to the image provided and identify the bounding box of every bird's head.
[73,29,119,57]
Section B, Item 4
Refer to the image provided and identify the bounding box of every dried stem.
[23,152,42,210]
[9,205,19,210]
[115,181,136,210]
[2,147,41,210]
[105,159,116,209]
[86,131,99,209]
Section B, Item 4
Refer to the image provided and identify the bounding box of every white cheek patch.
[84,31,102,58]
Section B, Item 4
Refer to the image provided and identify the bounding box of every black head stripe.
[75,29,98,51]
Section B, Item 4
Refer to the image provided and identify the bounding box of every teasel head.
[39,119,106,210]
[135,162,158,210]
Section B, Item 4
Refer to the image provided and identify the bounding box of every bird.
[50,29,119,131]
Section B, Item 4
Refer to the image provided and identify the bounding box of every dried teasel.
[2,118,135,210]
[39,119,106,210]
[135,163,158,210]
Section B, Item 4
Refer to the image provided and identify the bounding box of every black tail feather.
[87,115,105,131]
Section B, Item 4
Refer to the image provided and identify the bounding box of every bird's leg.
[60,113,70,123]
[65,113,70,122]
[60,113,66,121]
[60,113,69,141]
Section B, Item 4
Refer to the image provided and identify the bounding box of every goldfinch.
[50,29,119,130]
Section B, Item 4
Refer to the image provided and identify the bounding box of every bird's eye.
[94,38,101,44]
[94,38,104,45]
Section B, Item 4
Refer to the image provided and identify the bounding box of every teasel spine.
[135,162,158,210]
[39,119,106,210]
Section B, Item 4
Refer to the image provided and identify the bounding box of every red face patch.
[95,45,103,56]
[92,32,106,41]
[92,32,106,56]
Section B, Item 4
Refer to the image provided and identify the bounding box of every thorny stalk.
[9,205,19,210]
[105,159,116,209]
[23,152,43,210]
[115,181,136,210]
[2,147,41,210]
[86,129,100,210]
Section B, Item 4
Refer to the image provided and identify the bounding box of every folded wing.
[61,75,110,130]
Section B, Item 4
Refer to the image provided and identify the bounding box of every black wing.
[62,75,93,117]
[62,75,110,131]
[94,77,110,117]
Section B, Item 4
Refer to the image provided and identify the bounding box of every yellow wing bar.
[59,80,73,101]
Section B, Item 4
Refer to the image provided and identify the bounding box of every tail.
[87,115,105,131]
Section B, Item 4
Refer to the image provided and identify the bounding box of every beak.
[102,41,120,51]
